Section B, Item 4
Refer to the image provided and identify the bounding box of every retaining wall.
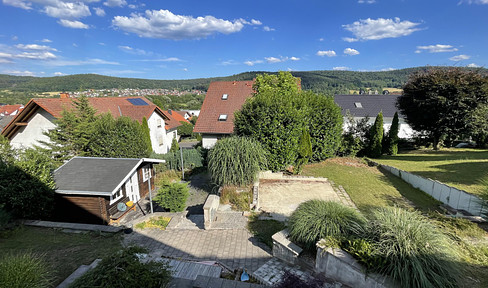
[203,195,220,229]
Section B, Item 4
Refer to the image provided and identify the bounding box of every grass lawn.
[374,148,488,196]
[0,226,122,286]
[302,157,488,288]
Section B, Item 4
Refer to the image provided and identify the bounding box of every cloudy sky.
[0,0,486,79]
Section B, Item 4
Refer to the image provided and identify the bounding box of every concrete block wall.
[271,229,303,265]
[203,195,220,229]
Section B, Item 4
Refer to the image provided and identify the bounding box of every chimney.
[60,92,69,99]
[168,109,172,115]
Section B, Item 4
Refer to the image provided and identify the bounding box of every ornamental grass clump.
[288,200,366,250]
[0,252,53,288]
[208,136,267,187]
[368,207,461,288]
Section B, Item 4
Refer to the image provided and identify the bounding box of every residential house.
[193,81,254,148]
[334,94,414,138]
[54,156,164,224]
[175,110,193,121]
[0,104,24,116]
[1,96,181,154]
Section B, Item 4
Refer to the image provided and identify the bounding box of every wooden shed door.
[127,172,140,202]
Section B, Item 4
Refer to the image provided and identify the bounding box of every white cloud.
[244,60,263,66]
[344,48,360,55]
[54,71,65,76]
[3,0,32,10]
[290,56,300,61]
[44,2,91,19]
[139,57,182,62]
[58,19,89,29]
[317,50,336,57]
[220,60,238,66]
[462,0,488,4]
[99,42,105,45]
[358,0,376,3]
[15,44,57,51]
[343,17,421,41]
[3,70,35,76]
[118,45,152,56]
[0,59,13,64]
[16,51,56,59]
[467,63,480,67]
[319,38,324,42]
[41,38,52,43]
[263,26,275,32]
[112,9,255,40]
[11,35,18,41]
[94,7,105,17]
[333,66,349,71]
[104,0,126,7]
[46,58,119,66]
[0,52,14,58]
[449,54,471,61]
[342,37,358,43]
[251,19,262,25]
[415,44,458,53]
[265,56,281,63]
[182,68,188,72]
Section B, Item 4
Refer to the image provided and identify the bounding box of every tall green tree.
[386,112,400,155]
[367,112,383,158]
[398,68,488,149]
[295,129,312,174]
[141,117,153,153]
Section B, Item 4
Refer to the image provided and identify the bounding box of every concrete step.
[56,259,101,288]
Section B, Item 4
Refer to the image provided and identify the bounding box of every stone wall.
[203,194,220,229]
[271,229,303,265]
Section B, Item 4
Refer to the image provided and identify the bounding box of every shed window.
[354,102,363,108]
[222,94,228,100]
[110,188,123,205]
[218,114,228,121]
[142,166,152,182]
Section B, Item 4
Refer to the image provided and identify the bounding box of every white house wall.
[202,134,220,149]
[10,108,56,149]
[148,112,168,154]
[343,117,414,139]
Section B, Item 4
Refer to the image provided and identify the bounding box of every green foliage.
[142,117,153,154]
[69,247,172,288]
[0,147,55,219]
[288,200,366,250]
[0,135,15,164]
[170,137,179,152]
[398,68,488,149]
[190,115,198,125]
[87,114,151,158]
[0,252,53,288]
[0,205,11,229]
[135,216,171,230]
[207,136,267,186]
[386,112,399,155]
[295,128,312,174]
[337,114,371,157]
[471,104,488,148]
[367,112,383,158]
[341,238,386,271]
[367,207,461,288]
[159,148,204,171]
[177,121,195,137]
[219,186,251,211]
[154,181,189,212]
[247,214,286,248]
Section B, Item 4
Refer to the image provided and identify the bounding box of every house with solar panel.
[1,96,182,154]
[334,94,414,138]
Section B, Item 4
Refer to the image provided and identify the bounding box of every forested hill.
[0,66,484,94]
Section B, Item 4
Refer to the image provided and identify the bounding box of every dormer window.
[222,94,228,100]
[354,102,363,108]
[218,114,228,121]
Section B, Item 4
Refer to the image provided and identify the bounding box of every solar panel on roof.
[127,98,148,106]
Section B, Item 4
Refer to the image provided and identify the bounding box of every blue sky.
[0,0,487,79]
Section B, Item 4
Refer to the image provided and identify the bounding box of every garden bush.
[0,252,53,288]
[160,147,204,171]
[154,181,189,212]
[367,207,461,288]
[220,186,251,211]
[288,200,366,250]
[208,136,267,186]
[69,247,172,288]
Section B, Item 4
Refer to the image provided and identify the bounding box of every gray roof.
[54,157,162,196]
[0,116,13,130]
[334,95,402,118]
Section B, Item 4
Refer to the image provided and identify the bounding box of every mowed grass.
[374,148,488,196]
[302,158,440,214]
[0,226,122,286]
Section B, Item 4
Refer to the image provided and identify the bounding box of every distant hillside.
[0,66,485,95]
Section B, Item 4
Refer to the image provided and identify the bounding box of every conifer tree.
[387,112,399,155]
[141,117,153,154]
[367,112,383,158]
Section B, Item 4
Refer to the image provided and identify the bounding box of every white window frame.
[110,188,124,205]
[142,166,152,182]
[157,119,162,127]
[218,114,227,121]
[222,94,228,100]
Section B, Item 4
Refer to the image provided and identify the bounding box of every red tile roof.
[168,110,190,124]
[193,80,254,134]
[0,104,24,115]
[2,97,181,138]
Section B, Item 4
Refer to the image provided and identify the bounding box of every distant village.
[64,88,206,98]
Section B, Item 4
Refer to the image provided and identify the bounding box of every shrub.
[367,112,383,158]
[0,252,53,288]
[0,205,11,229]
[154,181,189,212]
[288,200,366,250]
[69,247,172,288]
[220,186,251,211]
[367,207,461,288]
[208,136,267,186]
[385,112,399,155]
[161,148,204,171]
[248,214,286,248]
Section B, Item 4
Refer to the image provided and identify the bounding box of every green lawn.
[302,157,488,288]
[0,226,122,287]
[374,148,488,196]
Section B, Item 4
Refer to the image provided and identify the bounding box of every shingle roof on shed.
[334,95,402,118]
[193,80,254,134]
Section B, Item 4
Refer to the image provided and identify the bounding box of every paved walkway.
[123,228,272,273]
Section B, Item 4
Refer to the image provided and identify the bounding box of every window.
[158,136,164,145]
[110,188,123,205]
[218,114,227,121]
[157,119,162,127]
[142,166,152,182]
[222,94,228,100]
[354,102,363,108]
